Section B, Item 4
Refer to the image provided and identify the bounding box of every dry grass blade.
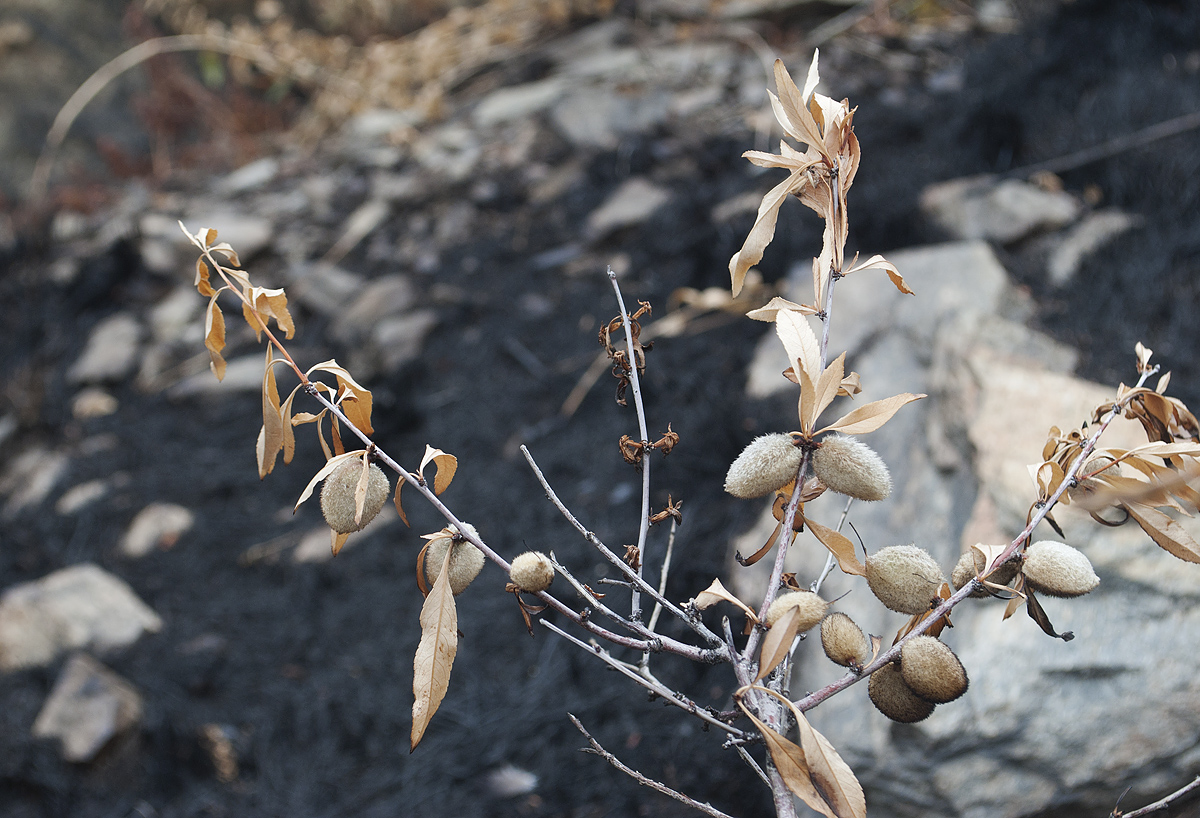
[411,546,458,751]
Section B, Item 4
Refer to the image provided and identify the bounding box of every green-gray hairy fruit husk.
[868,663,935,723]
[899,635,968,704]
[724,434,802,499]
[321,459,390,534]
[765,591,827,632]
[865,544,945,615]
[509,551,554,593]
[1022,540,1099,598]
[811,433,892,501]
[426,523,485,595]
[952,547,1021,597]
[820,612,870,667]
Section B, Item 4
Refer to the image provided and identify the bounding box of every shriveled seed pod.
[899,636,968,704]
[865,544,945,615]
[811,434,891,502]
[425,523,485,595]
[724,434,802,499]
[951,547,1021,597]
[321,459,390,534]
[1022,540,1099,598]
[868,663,935,723]
[820,612,870,667]
[510,551,554,593]
[765,591,828,632]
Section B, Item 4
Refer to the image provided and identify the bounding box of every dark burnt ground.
[1,2,1199,818]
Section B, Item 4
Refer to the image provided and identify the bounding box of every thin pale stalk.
[641,518,678,671]
[734,746,771,787]
[608,269,653,623]
[521,445,723,646]
[545,621,745,738]
[569,714,738,818]
[811,496,854,594]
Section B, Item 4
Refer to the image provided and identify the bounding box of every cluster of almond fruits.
[725,432,1102,722]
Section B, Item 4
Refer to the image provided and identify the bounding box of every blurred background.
[1,1,1199,817]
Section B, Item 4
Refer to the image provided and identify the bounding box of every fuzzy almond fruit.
[865,544,945,615]
[1022,540,1099,598]
[321,459,390,534]
[899,635,968,704]
[765,591,827,632]
[724,434,802,499]
[868,663,935,723]
[951,546,1021,597]
[510,551,554,593]
[820,612,870,667]
[811,433,891,502]
[425,522,485,595]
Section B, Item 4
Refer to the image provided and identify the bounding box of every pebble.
[32,653,143,763]
[120,503,195,558]
[585,177,672,240]
[921,175,1081,244]
[67,313,142,385]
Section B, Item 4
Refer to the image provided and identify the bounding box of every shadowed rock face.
[2,1,1200,816]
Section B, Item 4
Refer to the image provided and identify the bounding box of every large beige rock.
[0,564,162,672]
[32,653,142,762]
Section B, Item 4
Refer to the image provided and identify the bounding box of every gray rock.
[372,309,439,373]
[216,157,279,195]
[1047,209,1142,286]
[551,87,671,150]
[288,263,365,317]
[1,446,69,518]
[120,503,195,558]
[586,177,672,240]
[372,170,426,203]
[474,77,566,128]
[32,653,142,763]
[67,313,142,384]
[330,275,417,343]
[921,176,1081,244]
[412,124,481,182]
[70,387,118,420]
[55,478,110,515]
[149,285,203,344]
[0,563,162,672]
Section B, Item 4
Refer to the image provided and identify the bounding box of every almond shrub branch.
[180,48,1200,818]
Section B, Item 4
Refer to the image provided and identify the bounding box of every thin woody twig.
[520,445,723,647]
[812,496,854,594]
[642,518,679,672]
[608,269,653,624]
[545,621,745,738]
[1113,775,1200,818]
[568,714,738,818]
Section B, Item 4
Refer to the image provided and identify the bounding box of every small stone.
[474,77,565,128]
[216,157,279,194]
[330,276,417,343]
[32,653,142,763]
[71,388,118,420]
[55,479,111,515]
[0,564,162,672]
[372,310,439,373]
[485,763,539,798]
[120,503,195,558]
[1047,210,1141,286]
[1,447,69,518]
[67,314,143,384]
[586,178,672,241]
[921,176,1081,244]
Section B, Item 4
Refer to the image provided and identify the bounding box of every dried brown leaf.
[756,605,802,682]
[280,385,300,465]
[776,291,822,387]
[420,445,458,495]
[771,58,827,159]
[694,578,760,623]
[791,704,867,818]
[242,285,296,341]
[728,169,808,297]
[843,253,913,296]
[411,545,458,751]
[1002,574,1026,620]
[820,393,925,435]
[737,704,836,818]
[1025,586,1074,641]
[308,360,374,436]
[746,297,818,322]
[838,371,861,398]
[813,353,846,429]
[204,295,227,381]
[1124,502,1200,563]
[331,530,350,557]
[805,516,866,577]
[258,347,285,479]
[195,257,215,297]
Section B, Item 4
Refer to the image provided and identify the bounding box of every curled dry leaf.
[307,359,374,436]
[1124,502,1200,563]
[411,545,458,751]
[804,516,867,577]
[693,578,759,624]
[258,346,286,479]
[756,605,802,682]
[746,296,819,322]
[820,392,925,436]
[737,703,837,818]
[843,253,913,297]
[204,295,227,381]
[242,285,296,341]
[790,701,867,818]
[419,445,458,495]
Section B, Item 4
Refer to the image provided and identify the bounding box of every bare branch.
[642,518,679,672]
[521,445,723,646]
[608,269,653,623]
[1114,776,1200,818]
[568,714,739,818]
[543,621,744,738]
